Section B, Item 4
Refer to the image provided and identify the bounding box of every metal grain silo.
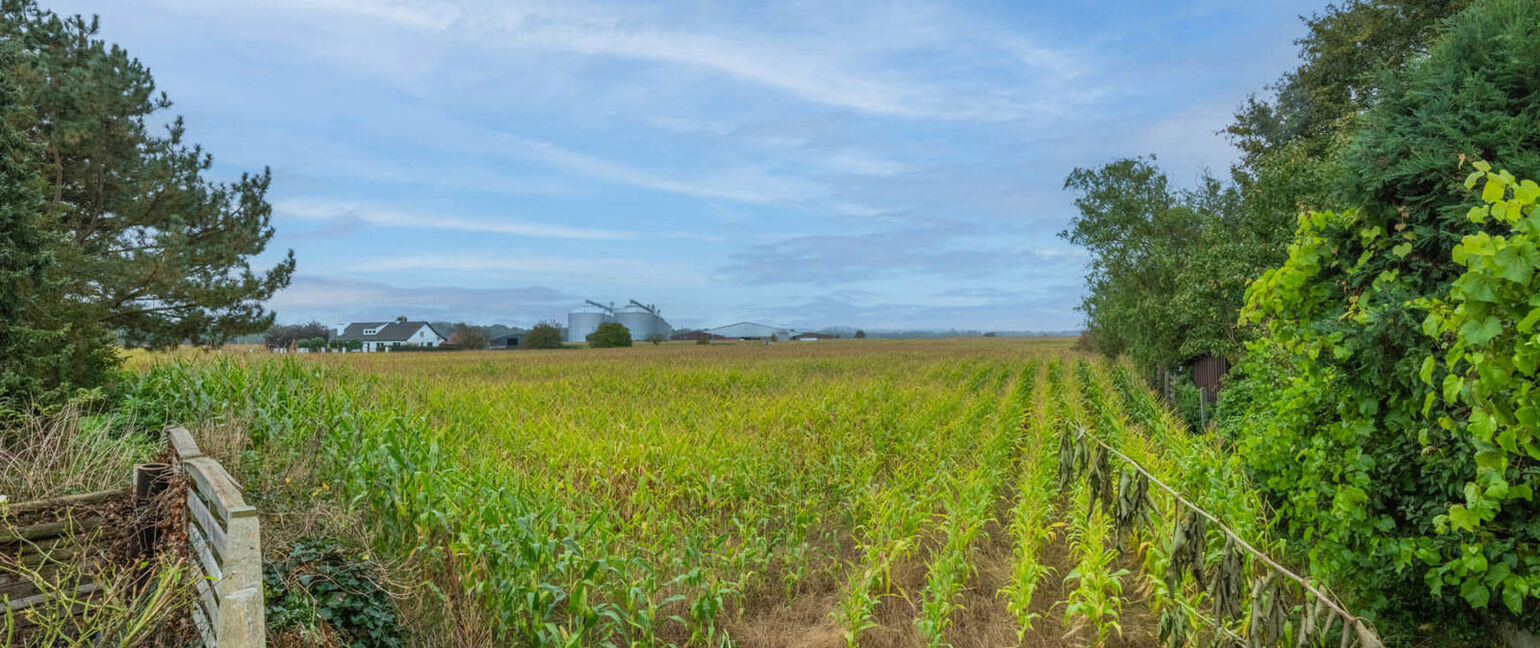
[615,303,655,341]
[567,302,613,343]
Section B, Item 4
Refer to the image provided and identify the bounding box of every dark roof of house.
[336,321,443,342]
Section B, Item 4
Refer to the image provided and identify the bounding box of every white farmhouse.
[334,318,446,352]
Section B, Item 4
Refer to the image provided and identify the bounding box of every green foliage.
[1227,0,1469,168]
[523,321,564,349]
[1060,158,1258,372]
[854,330,866,339]
[1416,165,1540,620]
[0,40,115,412]
[1171,381,1204,430]
[1230,0,1540,633]
[447,323,489,349]
[264,538,401,648]
[0,1,293,350]
[586,322,632,348]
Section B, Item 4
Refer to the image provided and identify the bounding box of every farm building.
[670,330,727,341]
[792,332,833,341]
[706,322,795,340]
[334,318,446,352]
[489,333,522,349]
[1187,354,1231,402]
[568,299,672,342]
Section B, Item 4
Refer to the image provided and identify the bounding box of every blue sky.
[60,0,1325,331]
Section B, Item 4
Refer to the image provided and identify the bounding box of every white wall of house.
[410,325,444,346]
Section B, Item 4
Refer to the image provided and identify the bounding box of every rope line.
[1073,424,1382,648]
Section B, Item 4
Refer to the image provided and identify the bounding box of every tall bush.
[1234,0,1540,634]
[523,321,564,350]
[587,322,632,348]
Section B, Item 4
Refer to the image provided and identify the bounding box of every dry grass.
[0,405,157,501]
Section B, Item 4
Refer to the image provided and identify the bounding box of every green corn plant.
[1062,492,1131,646]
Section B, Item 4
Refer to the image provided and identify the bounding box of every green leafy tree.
[587,322,632,348]
[854,330,866,339]
[523,321,564,350]
[1233,0,1540,633]
[447,323,489,350]
[1060,158,1257,372]
[262,322,329,351]
[1227,0,1470,169]
[0,2,294,351]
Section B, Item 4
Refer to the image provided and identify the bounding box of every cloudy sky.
[60,0,1324,331]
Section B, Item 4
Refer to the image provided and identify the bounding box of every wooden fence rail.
[167,426,265,648]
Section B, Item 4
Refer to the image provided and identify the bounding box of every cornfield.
[120,338,1290,647]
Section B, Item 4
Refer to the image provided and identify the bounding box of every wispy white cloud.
[346,254,698,285]
[267,274,576,324]
[275,199,635,240]
[149,0,1097,122]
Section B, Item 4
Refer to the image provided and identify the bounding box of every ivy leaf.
[1466,170,1485,189]
[1393,242,1413,258]
[1444,374,1464,402]
[1447,505,1479,532]
[1502,579,1527,615]
[1516,179,1540,205]
[1420,356,1436,385]
[1461,577,1490,609]
[1494,247,1533,283]
[1517,308,1540,334]
[1461,274,1499,303]
[1461,315,1502,346]
[1484,178,1507,203]
[1469,410,1497,442]
[1474,160,1492,173]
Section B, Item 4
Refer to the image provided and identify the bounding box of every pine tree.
[0,40,114,411]
[0,2,294,350]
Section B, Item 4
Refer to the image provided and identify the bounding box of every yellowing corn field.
[123,338,1277,648]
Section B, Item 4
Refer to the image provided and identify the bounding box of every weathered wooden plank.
[217,514,262,598]
[186,490,228,558]
[195,568,220,626]
[217,587,265,648]
[0,555,104,599]
[0,516,105,544]
[166,426,204,460]
[12,543,84,570]
[4,488,126,515]
[183,458,255,523]
[191,599,216,647]
[4,580,102,612]
[188,521,223,583]
[201,459,249,498]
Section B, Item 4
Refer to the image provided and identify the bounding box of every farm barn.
[705,322,795,340]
